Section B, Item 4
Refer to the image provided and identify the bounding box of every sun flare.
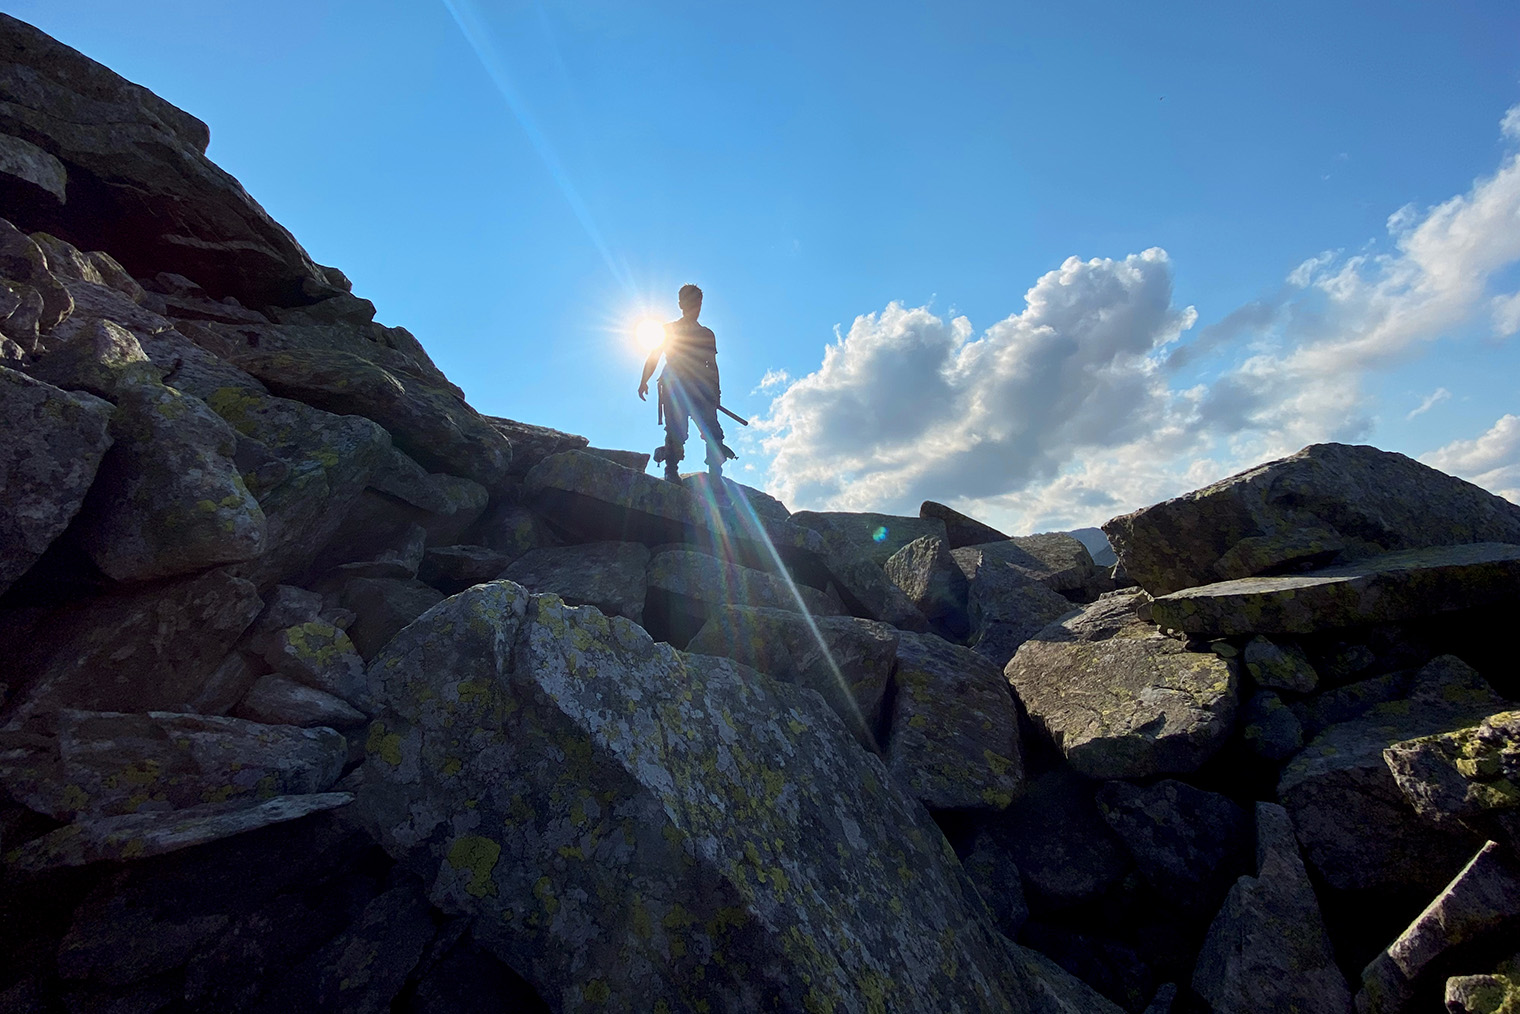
[635,318,666,352]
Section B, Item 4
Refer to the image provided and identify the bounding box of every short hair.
[678,284,703,308]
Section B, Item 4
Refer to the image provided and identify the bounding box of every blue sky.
[12,1,1520,531]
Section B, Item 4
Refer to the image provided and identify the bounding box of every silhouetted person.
[638,284,734,483]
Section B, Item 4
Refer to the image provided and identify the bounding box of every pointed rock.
[236,675,366,729]
[885,533,970,639]
[791,509,947,566]
[952,544,1076,668]
[919,500,1009,549]
[501,541,650,626]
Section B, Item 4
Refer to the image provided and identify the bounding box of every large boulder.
[886,631,1024,811]
[791,510,947,566]
[75,377,267,582]
[484,415,588,475]
[884,534,970,639]
[952,544,1076,668]
[1103,443,1520,597]
[231,348,512,491]
[686,604,899,752]
[823,551,931,631]
[365,446,489,546]
[1006,591,1239,779]
[959,534,1103,600]
[1277,655,1506,892]
[1149,543,1520,637]
[338,577,446,659]
[1,568,263,730]
[990,768,1131,911]
[1191,802,1353,1014]
[500,541,650,626]
[919,500,1009,549]
[0,14,335,306]
[0,364,113,594]
[354,581,1037,1014]
[1384,710,1520,851]
[644,548,840,646]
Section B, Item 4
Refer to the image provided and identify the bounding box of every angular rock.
[355,581,1034,1014]
[682,473,792,523]
[1384,710,1520,848]
[920,500,1009,549]
[27,316,160,398]
[0,709,344,821]
[1445,956,1520,1014]
[322,520,427,581]
[2,568,263,730]
[1105,442,1520,597]
[187,651,259,717]
[1068,527,1118,568]
[205,385,392,589]
[466,501,557,561]
[885,533,970,638]
[1241,689,1304,762]
[1151,544,1520,637]
[338,577,445,659]
[886,631,1024,811]
[4,792,353,871]
[76,377,266,582]
[584,446,649,471]
[961,827,1029,938]
[1357,842,1520,1014]
[1192,802,1353,1014]
[232,348,512,491]
[366,447,488,546]
[484,415,587,475]
[1292,669,1419,740]
[1006,591,1239,779]
[963,534,1102,599]
[0,130,66,203]
[825,551,931,631]
[0,364,113,595]
[501,541,650,626]
[236,675,366,729]
[1244,635,1319,693]
[953,543,1076,668]
[791,509,947,566]
[644,547,840,645]
[1278,655,1505,892]
[995,768,1130,910]
[261,621,372,713]
[686,604,899,752]
[999,936,1128,1014]
[1095,779,1251,915]
[0,218,70,334]
[418,544,514,595]
[0,14,336,305]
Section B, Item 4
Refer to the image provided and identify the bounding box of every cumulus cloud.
[1406,387,1450,420]
[758,104,1520,531]
[1421,415,1520,503]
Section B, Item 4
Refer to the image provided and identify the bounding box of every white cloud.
[1421,415,1520,503]
[754,368,791,392]
[1491,291,1520,337]
[758,105,1520,531]
[1406,387,1451,420]
[1503,103,1520,141]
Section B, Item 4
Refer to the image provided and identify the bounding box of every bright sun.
[635,318,665,352]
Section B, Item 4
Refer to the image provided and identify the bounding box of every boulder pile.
[2,13,1519,1014]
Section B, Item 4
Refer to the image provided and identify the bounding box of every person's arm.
[637,345,661,400]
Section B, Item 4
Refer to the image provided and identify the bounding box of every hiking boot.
[663,463,682,484]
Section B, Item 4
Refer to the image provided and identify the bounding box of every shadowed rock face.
[355,582,1031,1014]
[1104,443,1520,597]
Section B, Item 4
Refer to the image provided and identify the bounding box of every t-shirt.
[660,317,719,396]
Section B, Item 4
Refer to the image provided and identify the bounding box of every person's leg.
[662,383,691,482]
[694,401,726,479]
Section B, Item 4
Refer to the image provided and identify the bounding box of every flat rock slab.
[953,545,1076,668]
[961,534,1100,598]
[886,631,1024,811]
[1192,802,1352,1014]
[501,541,650,626]
[1357,841,1520,1014]
[1150,543,1520,637]
[0,709,345,820]
[645,548,840,645]
[1277,655,1504,892]
[484,415,588,476]
[1006,592,1239,780]
[823,552,930,631]
[1103,442,1520,597]
[791,510,947,566]
[355,581,1034,1014]
[4,792,354,871]
[919,500,1009,549]
[0,364,113,595]
[686,604,899,752]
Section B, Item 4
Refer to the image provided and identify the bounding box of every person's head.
[678,283,703,319]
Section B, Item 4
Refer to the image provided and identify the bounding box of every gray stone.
[354,581,1035,1013]
[261,621,372,713]
[484,415,588,475]
[2,568,263,730]
[27,316,160,398]
[963,534,1102,598]
[0,219,70,334]
[999,936,1128,1014]
[323,520,427,581]
[1241,689,1304,762]
[1141,983,1178,1014]
[825,551,931,631]
[1151,544,1520,637]
[686,604,899,753]
[1095,779,1251,914]
[466,502,557,561]
[365,446,488,545]
[1005,591,1239,779]
[997,768,1130,910]
[0,131,66,202]
[76,376,267,582]
[584,446,650,471]
[682,473,792,523]
[1068,527,1118,568]
[418,544,515,594]
[236,675,366,729]
[791,509,948,566]
[0,364,113,595]
[886,631,1023,811]
[961,827,1029,938]
[1192,802,1352,1014]
[953,544,1076,668]
[1384,710,1520,845]
[338,577,445,659]
[1444,956,1520,1014]
[1244,635,1319,693]
[1292,669,1418,740]
[644,547,840,645]
[920,500,1009,549]
[1278,655,1504,892]
[1104,442,1520,597]
[1357,842,1520,1014]
[501,541,650,625]
[187,651,259,716]
[885,533,970,638]
[4,792,354,871]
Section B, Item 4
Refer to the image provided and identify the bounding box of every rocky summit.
[2,14,1519,1014]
